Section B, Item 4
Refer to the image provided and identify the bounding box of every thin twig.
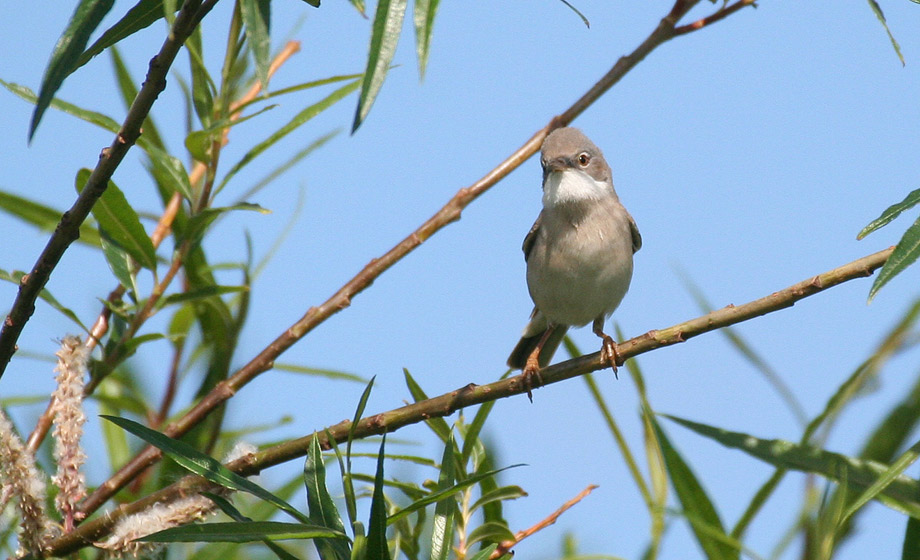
[45,245,891,556]
[76,0,752,519]
[674,0,757,36]
[490,485,599,559]
[0,0,216,380]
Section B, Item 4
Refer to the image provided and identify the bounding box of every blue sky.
[2,1,920,558]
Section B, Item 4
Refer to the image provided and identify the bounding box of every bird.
[507,127,641,399]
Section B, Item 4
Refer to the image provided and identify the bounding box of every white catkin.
[50,335,90,531]
[0,409,55,557]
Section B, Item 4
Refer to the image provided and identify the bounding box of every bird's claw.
[522,361,543,403]
[600,335,620,379]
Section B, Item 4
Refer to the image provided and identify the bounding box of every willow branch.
[44,246,892,557]
[0,0,217,380]
[76,0,759,519]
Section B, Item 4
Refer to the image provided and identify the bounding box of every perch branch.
[76,0,760,519]
[0,0,217,380]
[44,245,891,556]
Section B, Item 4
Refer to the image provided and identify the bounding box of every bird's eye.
[577,152,591,167]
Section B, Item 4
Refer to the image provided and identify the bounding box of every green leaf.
[664,414,920,518]
[460,401,494,465]
[1,78,122,138]
[305,435,351,560]
[904,516,920,560]
[366,435,391,560]
[204,493,302,560]
[858,188,920,239]
[274,363,367,383]
[0,269,87,332]
[352,0,407,132]
[77,0,167,70]
[302,0,321,6]
[183,203,270,246]
[868,215,920,301]
[412,0,439,79]
[158,285,250,308]
[233,74,364,115]
[403,369,451,444]
[30,0,116,140]
[465,522,515,547]
[0,189,101,247]
[101,415,312,523]
[838,437,920,528]
[866,0,905,66]
[470,485,527,513]
[468,544,499,560]
[75,168,157,270]
[100,235,139,295]
[556,0,590,28]
[187,27,215,129]
[387,464,523,524]
[240,0,272,92]
[145,145,195,201]
[347,376,376,462]
[430,435,456,560]
[185,104,279,165]
[139,521,349,543]
[220,79,361,191]
[346,0,365,16]
[652,414,737,560]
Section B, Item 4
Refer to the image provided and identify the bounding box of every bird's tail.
[507,325,569,370]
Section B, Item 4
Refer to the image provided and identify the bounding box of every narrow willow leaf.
[145,145,195,200]
[346,0,365,16]
[866,0,905,66]
[0,190,101,247]
[412,0,439,79]
[1,79,122,137]
[234,74,364,115]
[30,0,116,140]
[0,269,87,332]
[138,521,348,543]
[158,285,250,308]
[220,79,361,190]
[204,492,302,560]
[187,27,215,129]
[101,415,311,523]
[183,203,270,246]
[857,188,920,239]
[460,401,494,465]
[240,0,272,92]
[324,427,358,530]
[839,438,920,527]
[77,0,166,69]
[904,517,920,560]
[305,435,351,560]
[430,435,456,560]
[348,377,376,461]
[470,485,527,512]
[352,0,407,132]
[665,415,920,517]
[366,436,391,560]
[403,369,451,444]
[466,522,515,547]
[75,168,157,269]
[652,414,737,560]
[387,464,523,524]
[274,363,366,383]
[100,235,139,295]
[302,0,321,6]
[185,104,279,164]
[557,0,590,28]
[868,215,920,301]
[468,544,499,560]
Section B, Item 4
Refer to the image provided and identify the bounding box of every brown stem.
[45,245,891,557]
[74,0,761,519]
[674,0,758,36]
[491,485,599,559]
[0,0,215,381]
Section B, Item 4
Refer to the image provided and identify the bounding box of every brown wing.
[628,213,642,254]
[522,211,543,262]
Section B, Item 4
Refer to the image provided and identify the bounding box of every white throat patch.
[543,169,610,206]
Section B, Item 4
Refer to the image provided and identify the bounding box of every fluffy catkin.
[50,335,89,532]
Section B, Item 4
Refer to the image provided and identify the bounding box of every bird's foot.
[600,335,620,379]
[522,356,544,403]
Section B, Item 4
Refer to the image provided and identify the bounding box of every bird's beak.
[543,157,572,174]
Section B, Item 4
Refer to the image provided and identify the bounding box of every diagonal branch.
[75,0,756,518]
[0,0,218,380]
[42,246,892,557]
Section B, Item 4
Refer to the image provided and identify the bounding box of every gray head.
[540,127,612,184]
